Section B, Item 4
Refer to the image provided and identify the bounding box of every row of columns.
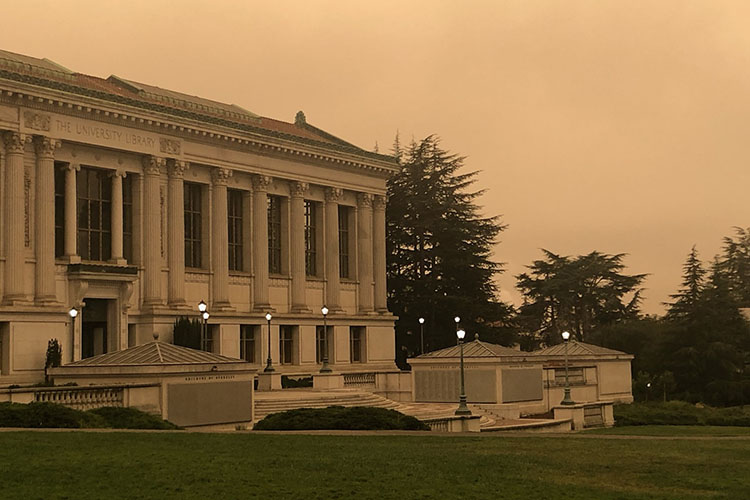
[1,134,387,314]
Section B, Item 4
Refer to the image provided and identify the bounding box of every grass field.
[0,431,748,499]
[584,425,750,437]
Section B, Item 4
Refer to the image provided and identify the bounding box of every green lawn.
[0,431,748,499]
[583,425,750,437]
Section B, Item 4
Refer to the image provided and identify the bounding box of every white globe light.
[418,317,425,324]
[68,308,78,318]
[202,311,210,321]
[198,300,207,313]
[456,329,466,340]
[265,313,272,321]
[321,306,329,316]
[454,316,460,324]
[562,331,570,341]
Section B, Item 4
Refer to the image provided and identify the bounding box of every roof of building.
[533,341,628,357]
[65,341,246,367]
[0,48,396,166]
[416,339,524,359]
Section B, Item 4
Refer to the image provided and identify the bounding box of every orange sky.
[3,0,750,314]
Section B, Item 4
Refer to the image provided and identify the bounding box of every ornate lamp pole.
[201,311,210,351]
[198,300,209,351]
[560,330,575,405]
[68,307,78,361]
[320,306,332,373]
[455,327,472,416]
[418,317,425,355]
[264,312,274,372]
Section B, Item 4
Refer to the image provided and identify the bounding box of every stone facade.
[0,49,398,385]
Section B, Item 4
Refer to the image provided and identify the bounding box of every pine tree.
[720,227,750,306]
[666,246,705,321]
[387,135,511,361]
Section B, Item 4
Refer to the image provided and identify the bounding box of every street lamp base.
[319,362,332,373]
[455,396,472,416]
[560,388,575,406]
[264,362,275,373]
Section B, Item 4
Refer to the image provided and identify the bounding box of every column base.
[290,305,312,313]
[167,300,192,310]
[109,258,128,266]
[212,302,235,312]
[2,296,32,307]
[64,255,81,264]
[35,296,61,306]
[253,304,273,313]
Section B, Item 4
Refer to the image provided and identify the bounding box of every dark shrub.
[88,407,180,430]
[0,402,103,428]
[615,401,750,427]
[281,375,313,388]
[173,317,201,349]
[254,406,430,431]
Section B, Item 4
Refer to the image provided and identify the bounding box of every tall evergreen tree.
[720,226,750,306]
[665,245,705,321]
[516,250,645,345]
[387,135,512,363]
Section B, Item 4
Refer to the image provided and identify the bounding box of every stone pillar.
[34,136,60,304]
[63,162,80,262]
[3,132,30,303]
[142,156,164,306]
[211,167,232,310]
[251,174,272,310]
[290,181,310,312]
[373,195,388,312]
[110,170,127,265]
[324,187,343,311]
[167,160,188,306]
[357,193,374,313]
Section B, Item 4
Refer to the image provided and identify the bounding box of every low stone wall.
[0,383,162,414]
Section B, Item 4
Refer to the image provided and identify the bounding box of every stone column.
[211,167,232,310]
[63,162,80,262]
[290,181,310,312]
[324,187,343,311]
[34,136,60,304]
[167,160,188,306]
[251,174,272,310]
[110,170,127,265]
[357,193,374,313]
[142,156,164,306]
[3,132,30,303]
[373,195,388,312]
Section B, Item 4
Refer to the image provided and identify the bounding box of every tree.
[720,226,750,306]
[516,250,646,346]
[44,338,62,384]
[387,135,512,363]
[665,245,705,321]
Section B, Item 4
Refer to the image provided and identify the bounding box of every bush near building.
[615,401,750,427]
[0,402,180,430]
[253,406,430,431]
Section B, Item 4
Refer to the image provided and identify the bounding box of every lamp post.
[68,307,78,362]
[560,330,575,405]
[320,306,332,373]
[264,312,274,373]
[455,327,471,416]
[201,311,210,351]
[418,317,425,355]
[454,316,460,345]
[197,300,208,351]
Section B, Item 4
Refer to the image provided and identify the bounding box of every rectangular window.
[338,206,350,278]
[316,326,332,364]
[54,164,65,257]
[279,325,295,365]
[350,326,364,363]
[77,167,112,261]
[184,182,202,268]
[304,200,317,276]
[123,175,133,263]
[240,325,257,363]
[268,195,282,274]
[228,189,243,271]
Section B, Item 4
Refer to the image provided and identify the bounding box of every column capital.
[252,174,273,192]
[211,167,233,186]
[3,132,30,154]
[167,159,189,179]
[142,156,165,176]
[62,162,81,172]
[373,195,387,210]
[33,136,61,159]
[357,192,374,208]
[290,181,310,198]
[325,187,344,202]
[110,169,127,179]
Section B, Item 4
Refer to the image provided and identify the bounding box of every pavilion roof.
[65,341,246,367]
[416,339,523,359]
[533,341,628,357]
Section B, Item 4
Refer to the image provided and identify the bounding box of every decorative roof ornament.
[295,110,306,126]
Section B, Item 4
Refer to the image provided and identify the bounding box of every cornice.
[0,71,398,177]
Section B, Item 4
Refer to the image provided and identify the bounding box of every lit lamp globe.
[562,331,570,341]
[321,306,329,316]
[418,317,425,324]
[265,313,272,321]
[202,311,210,321]
[198,300,207,313]
[454,316,460,324]
[68,308,78,319]
[457,329,465,340]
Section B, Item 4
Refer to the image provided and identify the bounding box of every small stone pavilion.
[408,338,633,426]
[48,340,256,429]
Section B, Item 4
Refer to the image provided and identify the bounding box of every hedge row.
[0,402,180,430]
[254,406,430,431]
[615,401,750,427]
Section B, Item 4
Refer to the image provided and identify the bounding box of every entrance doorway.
[81,298,112,359]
